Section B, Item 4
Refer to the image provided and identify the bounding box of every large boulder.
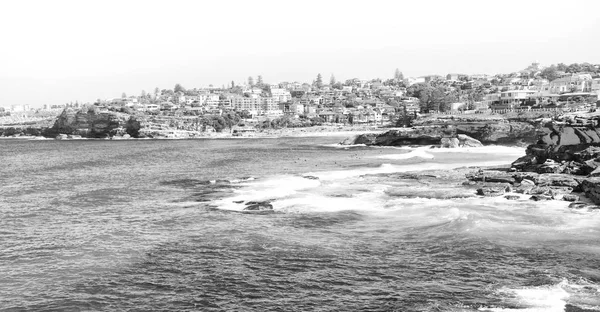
[457,134,483,147]
[476,184,511,197]
[581,178,600,204]
[511,155,538,171]
[441,137,459,148]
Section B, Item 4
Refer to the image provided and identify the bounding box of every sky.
[1,0,599,107]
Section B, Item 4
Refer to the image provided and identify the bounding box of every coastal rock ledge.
[349,128,482,148]
[504,116,600,205]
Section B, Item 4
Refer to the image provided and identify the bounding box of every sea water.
[1,137,600,311]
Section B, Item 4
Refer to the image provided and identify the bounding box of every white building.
[491,90,536,109]
[483,93,500,107]
[270,88,292,103]
[205,94,220,109]
[548,74,593,94]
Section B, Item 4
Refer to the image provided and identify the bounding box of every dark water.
[1,137,600,311]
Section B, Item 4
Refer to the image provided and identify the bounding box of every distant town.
[2,62,600,131]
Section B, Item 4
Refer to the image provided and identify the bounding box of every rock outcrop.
[46,106,129,138]
[350,128,482,148]
[508,114,600,205]
[352,127,448,146]
[454,121,538,144]
[349,115,541,147]
[43,107,205,139]
[243,201,274,211]
[511,121,600,174]
[412,115,544,144]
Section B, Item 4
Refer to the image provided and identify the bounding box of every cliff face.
[47,107,129,138]
[45,108,205,139]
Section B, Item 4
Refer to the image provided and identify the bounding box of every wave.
[373,146,435,160]
[322,143,367,148]
[428,145,525,156]
[211,175,322,211]
[480,279,600,312]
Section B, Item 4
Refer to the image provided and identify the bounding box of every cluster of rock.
[464,170,583,203]
[478,115,600,207]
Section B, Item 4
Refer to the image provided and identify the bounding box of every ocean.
[1,136,600,312]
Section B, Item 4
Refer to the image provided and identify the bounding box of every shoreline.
[0,125,388,141]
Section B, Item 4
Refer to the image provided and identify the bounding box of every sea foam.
[480,279,600,312]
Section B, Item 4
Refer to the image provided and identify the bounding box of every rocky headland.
[32,106,204,139]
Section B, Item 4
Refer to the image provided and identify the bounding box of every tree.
[540,65,559,82]
[556,63,568,71]
[248,76,254,87]
[121,92,127,98]
[315,73,323,89]
[231,81,235,88]
[141,90,146,98]
[330,74,336,86]
[394,68,404,81]
[174,83,185,93]
[257,75,264,86]
[406,82,455,112]
[239,110,252,119]
[566,63,582,73]
[396,104,416,127]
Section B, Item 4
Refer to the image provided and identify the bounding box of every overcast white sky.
[1,0,599,107]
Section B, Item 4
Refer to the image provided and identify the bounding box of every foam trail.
[374,146,434,160]
[212,175,321,211]
[429,145,525,156]
[324,143,367,148]
[480,281,570,312]
[305,163,408,181]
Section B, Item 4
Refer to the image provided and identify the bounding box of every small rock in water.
[244,201,273,211]
[568,202,600,209]
[530,195,552,201]
[562,194,580,202]
[504,195,520,200]
[476,186,506,197]
[303,175,319,180]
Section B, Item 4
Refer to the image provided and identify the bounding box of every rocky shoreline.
[459,114,600,208]
[340,111,600,209]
